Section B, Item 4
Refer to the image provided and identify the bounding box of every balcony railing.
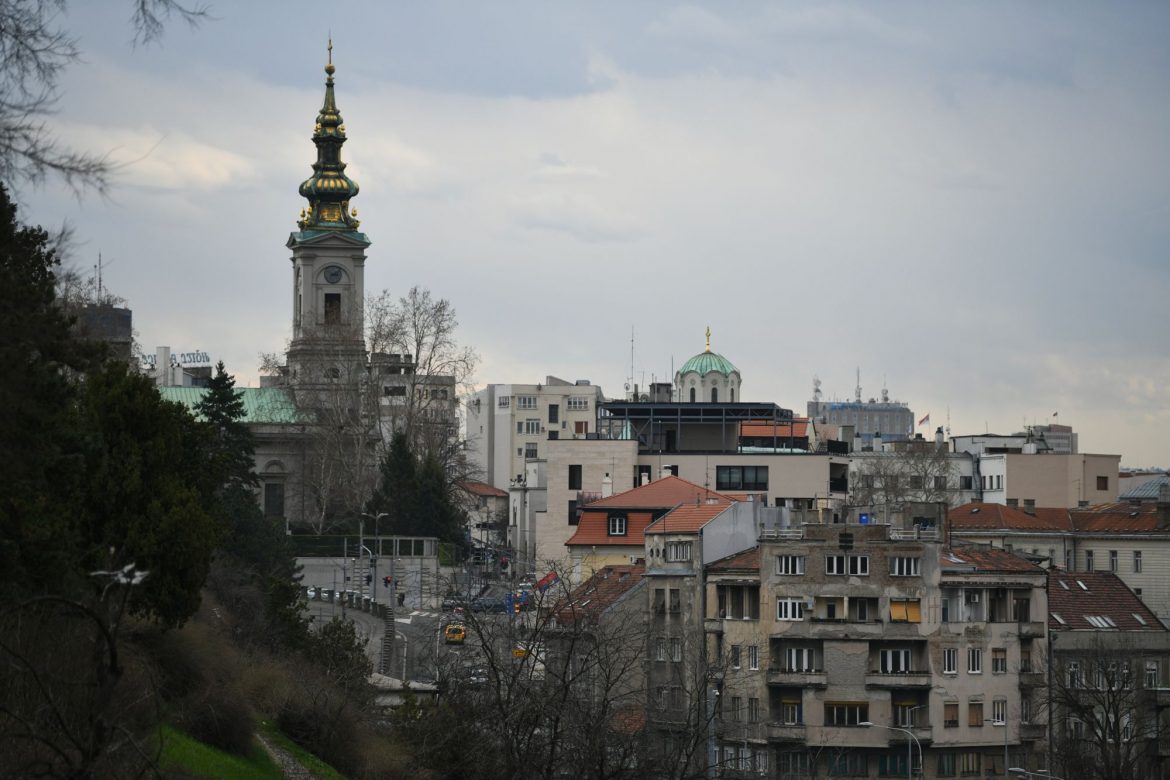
[1019,723,1046,741]
[767,667,828,687]
[766,722,807,743]
[761,528,803,540]
[864,670,933,688]
[889,527,940,541]
[1017,620,1046,638]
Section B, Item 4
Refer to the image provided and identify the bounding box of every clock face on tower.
[323,265,343,284]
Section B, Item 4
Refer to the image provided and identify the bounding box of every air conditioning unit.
[966,591,981,603]
[630,555,639,565]
[805,597,816,608]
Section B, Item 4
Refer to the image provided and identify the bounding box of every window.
[781,699,802,725]
[568,464,582,490]
[669,686,684,709]
[383,385,407,397]
[655,686,666,708]
[716,584,760,619]
[653,588,665,614]
[1022,698,1032,722]
[1023,498,1035,511]
[937,754,956,777]
[666,541,693,562]
[777,598,806,621]
[944,701,959,727]
[753,748,768,775]
[943,648,958,674]
[786,647,816,672]
[748,697,761,722]
[669,589,681,613]
[909,476,924,490]
[263,482,285,519]
[1067,661,1081,688]
[824,702,867,726]
[524,443,538,459]
[1097,476,1109,490]
[323,292,341,324]
[992,699,1007,724]
[655,638,666,662]
[958,752,980,776]
[567,500,579,526]
[730,645,741,669]
[547,403,559,424]
[878,753,910,777]
[574,420,588,435]
[711,387,718,402]
[893,702,919,727]
[1146,661,1159,688]
[968,647,983,674]
[826,554,869,576]
[1069,718,1085,738]
[523,418,540,435]
[889,557,921,576]
[775,555,805,575]
[941,589,957,623]
[889,599,922,623]
[716,465,768,491]
[880,649,912,674]
[1110,550,1118,573]
[855,599,870,622]
[992,648,1007,674]
[567,396,589,411]
[497,395,510,408]
[608,515,627,536]
[934,475,948,490]
[959,476,973,490]
[1135,551,1143,573]
[747,645,759,670]
[1020,649,1032,673]
[828,754,867,776]
[968,700,983,727]
[517,395,537,409]
[670,638,681,662]
[689,387,696,402]
[1085,550,1094,571]
[729,696,742,722]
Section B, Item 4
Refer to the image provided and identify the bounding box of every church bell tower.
[285,41,370,388]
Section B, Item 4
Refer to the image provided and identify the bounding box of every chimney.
[155,346,171,387]
[852,431,863,453]
[873,431,882,452]
[640,472,650,486]
[601,473,613,498]
[660,466,673,481]
[935,426,945,448]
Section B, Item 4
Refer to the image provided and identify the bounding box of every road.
[304,597,443,681]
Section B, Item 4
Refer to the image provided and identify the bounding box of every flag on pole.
[536,570,560,593]
[918,413,930,427]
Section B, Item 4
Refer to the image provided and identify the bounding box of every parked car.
[444,623,466,644]
[441,594,465,610]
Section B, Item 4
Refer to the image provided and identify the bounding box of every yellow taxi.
[444,623,466,645]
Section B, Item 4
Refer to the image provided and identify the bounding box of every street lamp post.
[988,718,1009,779]
[860,721,921,780]
[362,511,389,603]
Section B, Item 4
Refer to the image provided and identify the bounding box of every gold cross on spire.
[328,34,333,65]
[705,326,711,352]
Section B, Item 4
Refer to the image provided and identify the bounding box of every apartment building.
[703,520,1049,779]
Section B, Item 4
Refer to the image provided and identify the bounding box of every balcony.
[1018,620,1046,639]
[1019,671,1045,688]
[879,726,934,746]
[767,668,828,687]
[766,723,807,743]
[1019,723,1046,741]
[716,721,766,742]
[760,527,803,541]
[865,671,933,689]
[889,527,940,542]
[705,618,724,634]
[1147,687,1170,708]
[829,478,848,493]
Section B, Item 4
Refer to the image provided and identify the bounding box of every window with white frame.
[517,395,537,409]
[775,555,805,575]
[748,697,761,723]
[1147,661,1160,689]
[730,645,741,669]
[567,396,589,411]
[655,637,666,661]
[786,647,816,672]
[497,395,510,408]
[992,699,1007,723]
[1135,551,1143,573]
[780,699,803,725]
[1110,550,1118,572]
[1068,661,1081,688]
[880,648,912,673]
[889,556,921,576]
[992,647,1007,673]
[608,515,627,536]
[524,443,538,459]
[943,647,958,674]
[777,598,806,621]
[670,637,681,662]
[824,702,867,726]
[523,418,541,435]
[747,645,759,670]
[968,647,982,674]
[665,541,692,562]
[825,554,869,576]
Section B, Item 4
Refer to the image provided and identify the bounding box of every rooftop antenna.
[812,375,822,403]
[855,367,862,403]
[946,406,951,437]
[629,326,635,401]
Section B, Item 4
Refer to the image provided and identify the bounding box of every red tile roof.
[1071,502,1170,533]
[645,501,731,535]
[554,564,645,626]
[566,510,655,547]
[1047,571,1164,632]
[941,544,1045,574]
[458,480,508,498]
[948,502,1070,531]
[585,475,731,509]
[707,546,760,573]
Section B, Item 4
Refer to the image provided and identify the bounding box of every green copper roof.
[679,350,738,377]
[296,43,362,233]
[159,387,306,425]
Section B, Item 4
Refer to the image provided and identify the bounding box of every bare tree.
[1047,636,1164,780]
[0,0,208,194]
[850,445,957,508]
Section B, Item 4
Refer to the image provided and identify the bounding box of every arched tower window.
[689,387,696,403]
[730,387,735,402]
[711,387,718,403]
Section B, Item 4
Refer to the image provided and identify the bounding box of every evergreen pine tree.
[195,360,256,489]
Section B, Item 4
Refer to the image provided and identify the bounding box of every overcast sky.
[20,1,1170,467]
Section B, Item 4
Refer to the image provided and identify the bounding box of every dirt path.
[256,732,316,780]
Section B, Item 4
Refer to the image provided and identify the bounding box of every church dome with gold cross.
[675,328,742,403]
